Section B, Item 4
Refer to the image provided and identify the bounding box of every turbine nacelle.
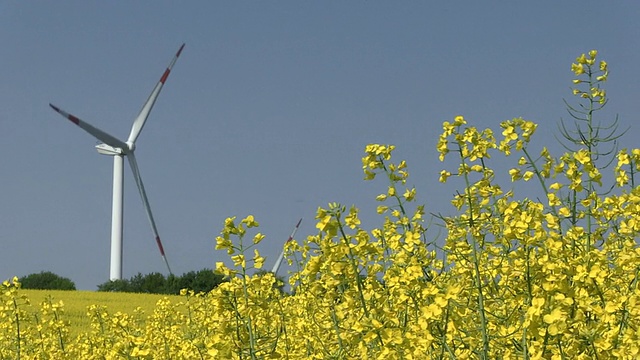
[96,143,124,156]
[94,138,135,156]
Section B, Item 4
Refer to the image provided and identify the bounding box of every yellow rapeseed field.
[18,289,184,338]
[1,50,639,358]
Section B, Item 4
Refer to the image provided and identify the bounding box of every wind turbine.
[271,218,302,274]
[49,44,184,280]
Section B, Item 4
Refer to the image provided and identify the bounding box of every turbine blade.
[127,152,173,275]
[49,104,128,150]
[271,218,302,274]
[127,43,185,145]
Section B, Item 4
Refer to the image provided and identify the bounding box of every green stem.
[13,298,21,360]
[439,301,456,360]
[335,215,385,349]
[585,65,596,254]
[521,147,564,238]
[380,157,411,230]
[48,296,66,353]
[525,246,533,307]
[241,267,258,359]
[570,189,577,256]
[329,303,347,357]
[457,142,490,359]
[630,157,636,188]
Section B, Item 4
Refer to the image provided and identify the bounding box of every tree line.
[18,269,227,295]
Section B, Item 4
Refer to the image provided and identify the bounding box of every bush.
[97,269,226,294]
[130,272,166,293]
[97,273,167,294]
[95,278,131,292]
[19,271,76,290]
[174,268,226,294]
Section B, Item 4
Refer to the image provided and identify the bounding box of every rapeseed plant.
[0,50,639,359]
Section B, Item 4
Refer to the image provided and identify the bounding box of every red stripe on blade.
[155,236,166,255]
[160,68,171,84]
[68,114,80,125]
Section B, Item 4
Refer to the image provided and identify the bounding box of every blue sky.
[1,2,639,290]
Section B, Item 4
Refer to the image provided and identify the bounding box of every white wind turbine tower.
[49,44,184,280]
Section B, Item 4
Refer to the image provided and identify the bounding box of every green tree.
[96,279,132,292]
[138,272,167,293]
[97,269,226,294]
[190,268,226,293]
[19,271,76,290]
[166,269,226,294]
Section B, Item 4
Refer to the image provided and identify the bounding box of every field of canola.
[17,289,184,338]
[1,50,640,359]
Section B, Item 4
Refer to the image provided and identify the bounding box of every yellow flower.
[502,125,518,141]
[600,60,608,71]
[253,249,264,269]
[439,170,451,183]
[547,192,561,207]
[617,170,629,187]
[316,210,332,231]
[215,236,233,251]
[543,307,566,325]
[549,182,562,190]
[571,63,584,75]
[523,171,534,181]
[253,232,265,244]
[509,168,521,182]
[403,188,416,201]
[224,216,236,229]
[231,254,246,268]
[527,297,545,316]
[558,207,571,217]
[453,115,466,126]
[387,186,396,197]
[442,121,455,136]
[518,156,527,166]
[242,215,259,228]
[345,206,361,228]
[364,169,376,180]
[574,149,591,165]
[421,303,443,320]
[215,261,235,277]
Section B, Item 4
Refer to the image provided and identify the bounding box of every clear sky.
[1,2,639,290]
